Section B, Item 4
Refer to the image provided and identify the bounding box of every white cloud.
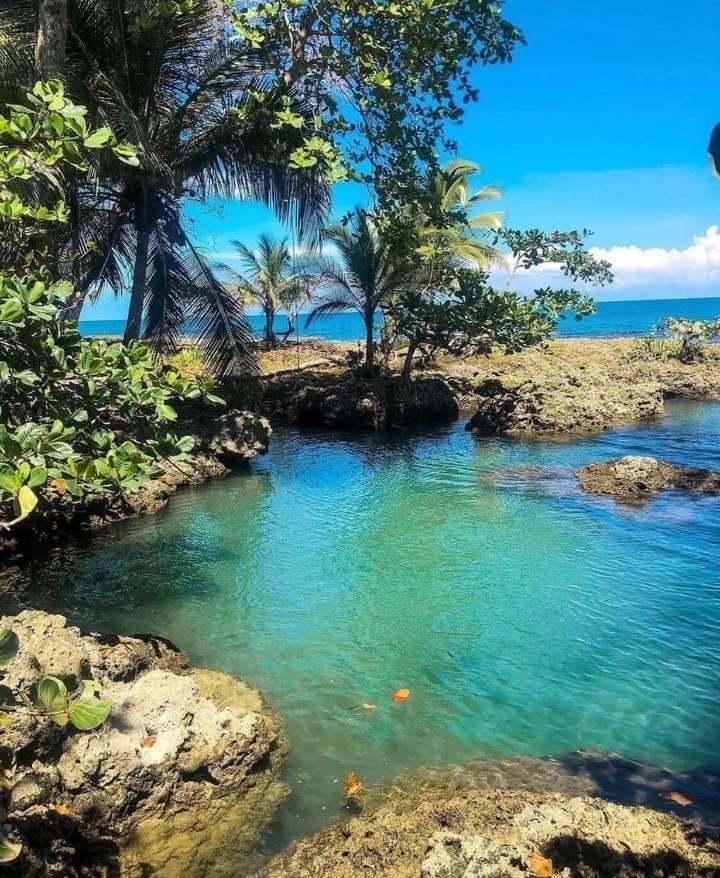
[590,226,720,288]
[503,227,720,294]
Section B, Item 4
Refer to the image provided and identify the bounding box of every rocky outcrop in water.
[0,410,271,562]
[259,787,720,878]
[0,610,287,878]
[436,340,720,435]
[577,456,720,502]
[264,371,459,430]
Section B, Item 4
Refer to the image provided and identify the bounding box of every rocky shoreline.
[0,410,271,566]
[259,786,720,877]
[261,339,720,435]
[0,610,287,877]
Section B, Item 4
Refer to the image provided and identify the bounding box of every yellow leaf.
[391,688,411,703]
[16,485,38,520]
[527,852,554,877]
[362,703,376,710]
[343,771,364,799]
[50,477,68,495]
[53,804,72,816]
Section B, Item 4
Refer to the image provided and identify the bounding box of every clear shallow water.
[37,401,720,849]
[79,295,720,342]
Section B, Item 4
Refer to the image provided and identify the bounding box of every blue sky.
[88,0,720,320]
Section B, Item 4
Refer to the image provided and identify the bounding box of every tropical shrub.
[631,317,720,364]
[0,626,111,863]
[0,82,221,530]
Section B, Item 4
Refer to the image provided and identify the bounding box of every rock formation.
[577,456,720,502]
[0,611,286,877]
[259,788,720,878]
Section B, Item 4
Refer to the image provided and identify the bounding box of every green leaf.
[68,695,111,731]
[0,834,21,864]
[33,675,68,715]
[83,127,112,149]
[0,629,19,669]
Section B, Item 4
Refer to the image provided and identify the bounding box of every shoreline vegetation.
[1,0,719,873]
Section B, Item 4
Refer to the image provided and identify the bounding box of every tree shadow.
[543,834,719,877]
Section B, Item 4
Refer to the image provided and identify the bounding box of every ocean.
[78,296,720,343]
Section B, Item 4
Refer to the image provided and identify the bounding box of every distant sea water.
[79,296,720,343]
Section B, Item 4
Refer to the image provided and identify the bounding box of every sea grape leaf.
[0,833,21,863]
[0,630,18,669]
[32,675,68,719]
[68,695,111,731]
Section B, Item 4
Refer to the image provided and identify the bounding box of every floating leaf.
[391,688,411,703]
[527,852,554,877]
[0,630,18,669]
[343,771,364,800]
[665,790,693,807]
[362,703,376,711]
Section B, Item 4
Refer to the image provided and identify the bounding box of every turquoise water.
[39,401,720,849]
[79,295,720,342]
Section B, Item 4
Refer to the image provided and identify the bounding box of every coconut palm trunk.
[35,0,67,79]
[124,199,150,343]
[364,308,375,371]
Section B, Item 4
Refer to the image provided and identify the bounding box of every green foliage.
[228,0,524,204]
[0,627,111,863]
[388,225,608,374]
[220,235,312,347]
[389,270,595,371]
[0,84,222,529]
[633,317,720,364]
[0,274,226,525]
[497,228,614,287]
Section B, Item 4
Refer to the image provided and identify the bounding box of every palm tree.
[416,159,504,270]
[0,0,330,375]
[306,209,420,372]
[221,235,309,349]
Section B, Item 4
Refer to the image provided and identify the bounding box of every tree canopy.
[229,0,524,205]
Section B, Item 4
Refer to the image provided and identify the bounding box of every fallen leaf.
[343,771,364,799]
[53,804,72,816]
[362,703,376,710]
[50,477,67,495]
[527,851,553,877]
[665,790,693,807]
[141,735,157,749]
[391,688,411,703]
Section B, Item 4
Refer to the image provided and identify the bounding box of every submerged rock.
[0,610,286,877]
[258,788,720,878]
[265,371,459,430]
[577,456,720,502]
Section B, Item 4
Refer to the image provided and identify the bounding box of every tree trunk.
[124,225,149,344]
[264,306,276,348]
[402,341,417,380]
[35,0,67,79]
[364,314,375,371]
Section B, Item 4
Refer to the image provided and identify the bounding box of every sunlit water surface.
[37,401,720,850]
